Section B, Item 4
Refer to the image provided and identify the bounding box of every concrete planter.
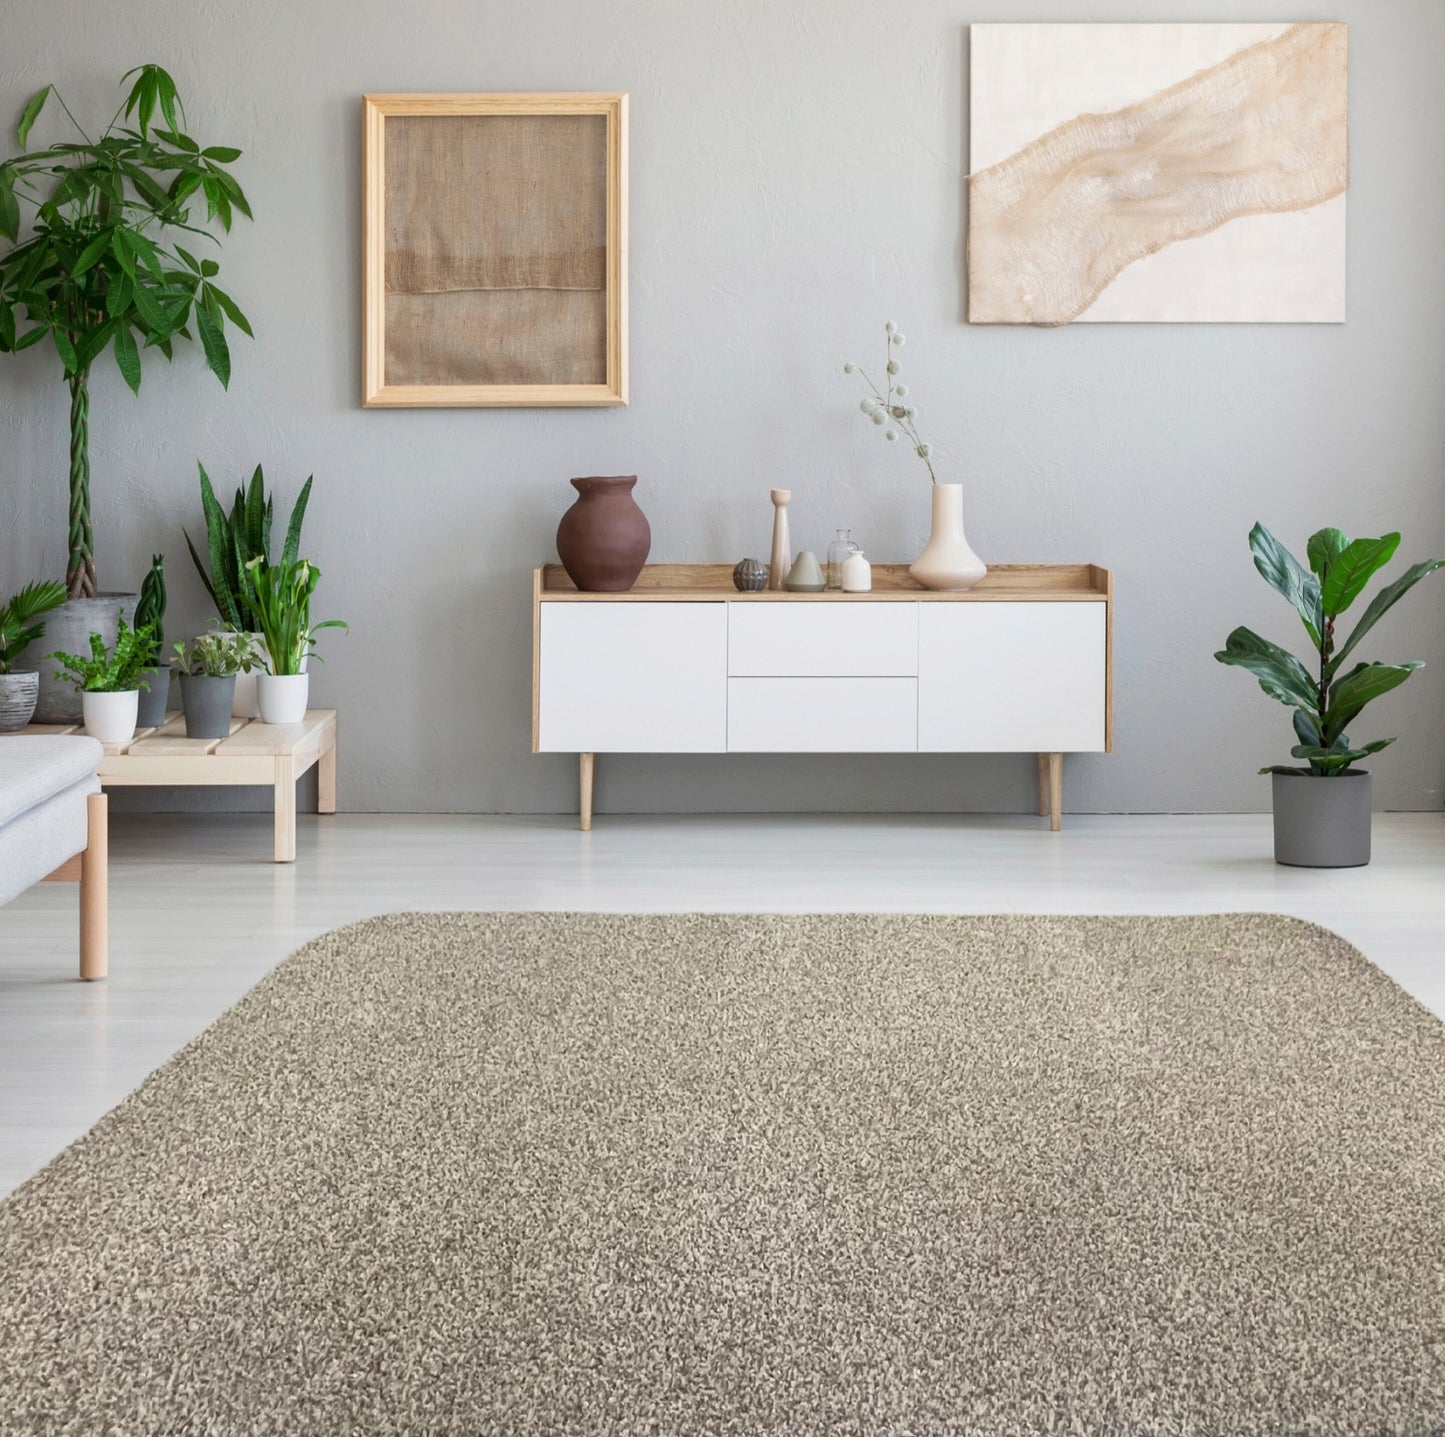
[0,672,39,731]
[20,594,138,723]
[1272,770,1372,868]
[180,673,237,739]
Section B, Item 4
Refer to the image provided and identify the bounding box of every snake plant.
[133,554,166,650]
[1215,523,1443,776]
[185,462,312,632]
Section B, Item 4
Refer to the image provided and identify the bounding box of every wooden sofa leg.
[80,791,108,981]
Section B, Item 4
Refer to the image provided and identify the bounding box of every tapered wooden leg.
[274,754,297,863]
[317,735,337,815]
[1036,753,1048,817]
[1047,752,1063,833]
[579,752,595,832]
[79,792,108,981]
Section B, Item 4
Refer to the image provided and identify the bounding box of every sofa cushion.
[0,736,104,829]
[0,776,97,906]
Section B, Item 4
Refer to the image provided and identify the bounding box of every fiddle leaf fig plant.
[1215,523,1443,776]
[0,64,253,598]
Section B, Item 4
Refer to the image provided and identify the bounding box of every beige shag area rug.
[2,913,1444,1435]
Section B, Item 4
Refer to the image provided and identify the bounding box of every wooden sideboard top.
[535,563,1112,602]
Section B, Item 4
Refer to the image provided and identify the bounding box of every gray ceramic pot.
[136,664,173,729]
[18,593,138,723]
[180,673,236,739]
[1272,770,1372,868]
[0,672,39,731]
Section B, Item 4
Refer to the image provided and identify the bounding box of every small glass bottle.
[826,529,859,590]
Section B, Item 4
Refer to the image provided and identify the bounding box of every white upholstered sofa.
[0,736,108,979]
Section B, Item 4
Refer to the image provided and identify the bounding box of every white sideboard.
[532,563,1113,830]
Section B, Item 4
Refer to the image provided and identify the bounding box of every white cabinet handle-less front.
[917,603,1107,753]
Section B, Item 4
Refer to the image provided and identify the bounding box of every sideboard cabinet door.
[918,603,1106,753]
[538,604,727,752]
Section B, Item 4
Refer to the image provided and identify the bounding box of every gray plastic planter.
[1272,770,1372,868]
[136,665,172,729]
[180,673,236,739]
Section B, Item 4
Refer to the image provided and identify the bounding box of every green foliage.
[0,579,66,672]
[0,64,253,596]
[184,462,312,631]
[170,628,260,678]
[241,557,345,676]
[1216,523,1443,777]
[133,553,166,648]
[48,612,159,692]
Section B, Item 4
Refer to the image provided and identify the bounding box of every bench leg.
[274,754,296,863]
[579,752,594,832]
[1047,752,1063,832]
[318,737,337,815]
[1036,753,1048,817]
[80,792,108,981]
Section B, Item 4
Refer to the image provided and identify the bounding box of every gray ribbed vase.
[0,672,39,732]
[1272,771,1372,868]
[18,593,138,723]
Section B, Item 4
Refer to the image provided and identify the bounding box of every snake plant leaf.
[1307,527,1350,580]
[281,476,312,568]
[1329,559,1445,679]
[1249,523,1322,644]
[244,466,266,555]
[1214,627,1320,714]
[1321,661,1421,744]
[1320,533,1401,617]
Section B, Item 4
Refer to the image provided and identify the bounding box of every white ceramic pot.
[909,483,987,592]
[212,633,306,718]
[82,689,139,745]
[256,672,309,725]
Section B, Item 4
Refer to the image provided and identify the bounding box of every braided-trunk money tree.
[1216,523,1443,775]
[0,65,252,598]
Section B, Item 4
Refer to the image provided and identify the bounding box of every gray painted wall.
[2,0,1442,816]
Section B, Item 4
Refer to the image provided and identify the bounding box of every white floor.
[2,810,1443,1198]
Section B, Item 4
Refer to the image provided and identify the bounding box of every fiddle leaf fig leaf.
[1320,533,1401,617]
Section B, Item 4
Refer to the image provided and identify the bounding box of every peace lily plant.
[1215,522,1443,867]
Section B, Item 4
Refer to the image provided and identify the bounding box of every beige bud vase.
[768,489,792,591]
[910,483,987,591]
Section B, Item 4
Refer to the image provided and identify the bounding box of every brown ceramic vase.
[555,476,652,592]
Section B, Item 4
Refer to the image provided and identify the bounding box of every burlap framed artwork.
[363,92,628,406]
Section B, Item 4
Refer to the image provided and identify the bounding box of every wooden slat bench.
[6,710,336,863]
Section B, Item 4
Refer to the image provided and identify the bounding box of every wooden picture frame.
[363,92,628,407]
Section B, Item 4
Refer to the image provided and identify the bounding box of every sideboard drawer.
[539,604,727,752]
[728,678,918,752]
[728,603,918,677]
[918,603,1106,752]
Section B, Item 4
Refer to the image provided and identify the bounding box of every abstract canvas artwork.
[968,24,1348,325]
